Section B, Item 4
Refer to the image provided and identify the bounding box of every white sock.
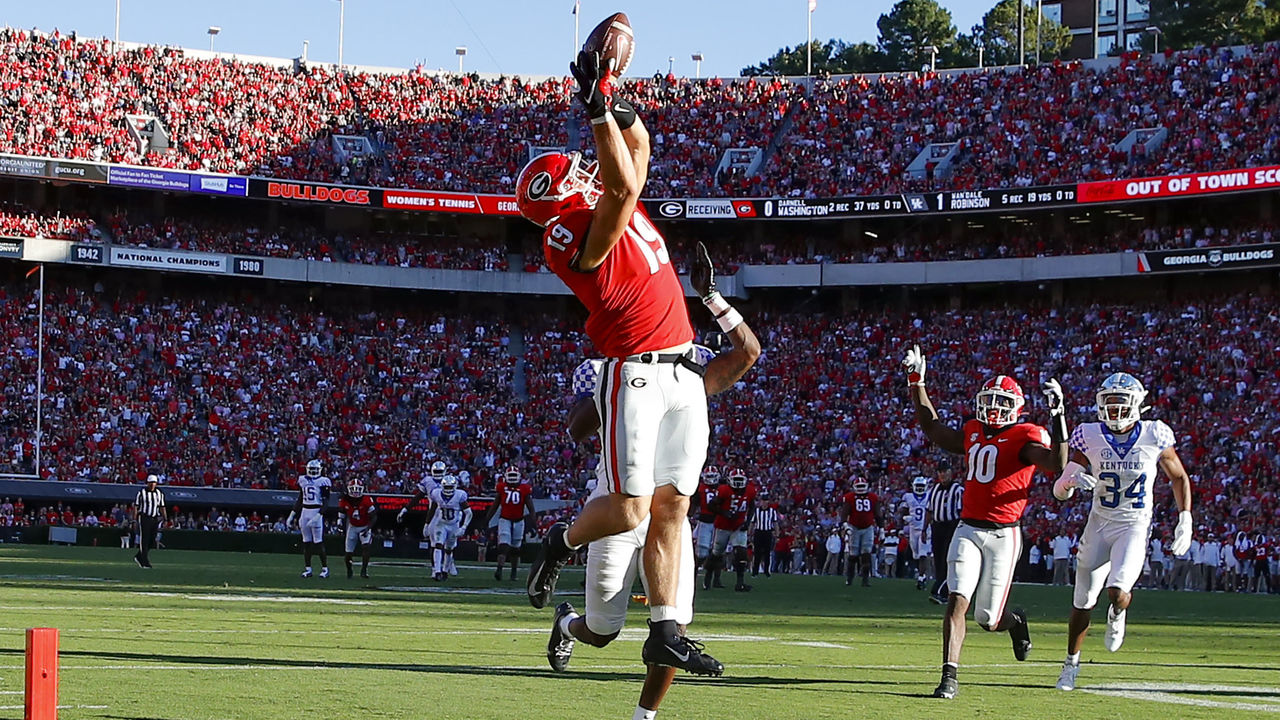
[559,612,578,638]
[650,605,679,623]
[433,548,443,570]
[1067,652,1080,665]
[632,706,657,720]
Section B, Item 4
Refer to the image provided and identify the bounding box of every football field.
[0,546,1277,719]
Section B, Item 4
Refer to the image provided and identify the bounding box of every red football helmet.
[976,375,1025,427]
[515,151,602,228]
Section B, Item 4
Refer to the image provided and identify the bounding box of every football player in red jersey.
[520,49,738,676]
[706,468,757,592]
[687,466,723,573]
[484,468,536,581]
[838,477,883,587]
[903,345,1069,700]
[338,480,377,579]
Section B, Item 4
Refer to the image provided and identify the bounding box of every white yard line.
[1080,682,1280,712]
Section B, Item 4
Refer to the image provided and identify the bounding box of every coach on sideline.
[133,474,167,568]
[925,466,963,604]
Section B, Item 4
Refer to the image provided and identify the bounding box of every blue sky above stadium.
[7,0,994,77]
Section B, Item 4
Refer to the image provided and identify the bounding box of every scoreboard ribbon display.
[1137,243,1280,273]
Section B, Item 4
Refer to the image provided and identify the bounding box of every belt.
[302,504,322,510]
[621,349,706,377]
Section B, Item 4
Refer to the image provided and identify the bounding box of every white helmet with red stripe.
[850,476,870,494]
[347,479,365,498]
[976,375,1025,427]
[727,467,747,490]
[701,465,722,485]
[515,151,603,228]
[504,467,521,484]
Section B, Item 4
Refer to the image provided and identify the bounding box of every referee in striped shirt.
[751,501,780,577]
[132,474,167,569]
[924,467,963,603]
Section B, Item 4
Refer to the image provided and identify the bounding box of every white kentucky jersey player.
[298,460,332,544]
[904,477,931,559]
[428,482,471,549]
[1071,420,1175,524]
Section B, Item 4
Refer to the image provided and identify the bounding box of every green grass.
[0,546,1277,719]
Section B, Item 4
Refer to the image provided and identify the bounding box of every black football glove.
[690,241,716,300]
[569,50,612,120]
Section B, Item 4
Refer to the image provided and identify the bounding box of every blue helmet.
[1096,373,1147,431]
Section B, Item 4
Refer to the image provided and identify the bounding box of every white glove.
[1171,510,1193,556]
[902,344,926,387]
[1072,471,1098,492]
[1042,378,1065,417]
[285,511,296,527]
[397,507,408,522]
[1053,462,1096,501]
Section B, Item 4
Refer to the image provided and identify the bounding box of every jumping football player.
[520,49,729,673]
[1052,372,1193,690]
[905,477,932,589]
[903,345,1069,699]
[548,259,759,719]
[287,459,331,579]
[425,476,472,582]
[485,467,536,581]
[339,479,378,579]
[838,477,882,587]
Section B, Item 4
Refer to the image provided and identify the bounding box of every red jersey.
[696,483,720,523]
[960,419,1051,526]
[1255,542,1270,561]
[339,495,376,528]
[713,482,758,531]
[543,206,693,357]
[841,492,879,530]
[495,480,533,521]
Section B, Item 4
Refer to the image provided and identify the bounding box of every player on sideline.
[520,49,728,673]
[287,459,332,578]
[1053,373,1193,691]
[548,259,760,719]
[706,468,757,592]
[425,476,472,581]
[485,468,536,581]
[838,478,882,587]
[903,346,1069,699]
[904,477,932,590]
[339,479,378,579]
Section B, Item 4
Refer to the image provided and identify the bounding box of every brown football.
[583,12,635,78]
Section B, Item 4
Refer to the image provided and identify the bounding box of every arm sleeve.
[1069,424,1089,454]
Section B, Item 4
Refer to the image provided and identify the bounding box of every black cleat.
[546,602,577,672]
[527,522,572,609]
[494,568,503,581]
[641,622,725,676]
[712,579,726,589]
[917,577,926,590]
[347,566,354,579]
[510,571,518,582]
[734,583,752,592]
[1009,607,1032,661]
[933,675,958,699]
[133,554,144,568]
[928,593,947,605]
[360,570,369,579]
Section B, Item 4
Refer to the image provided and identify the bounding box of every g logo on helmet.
[527,172,553,201]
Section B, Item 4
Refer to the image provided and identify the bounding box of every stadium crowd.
[3,28,1280,198]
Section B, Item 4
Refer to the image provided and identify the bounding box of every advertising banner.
[1136,243,1280,273]
[0,238,23,258]
[251,178,377,206]
[189,174,248,197]
[47,160,108,184]
[108,166,191,191]
[382,189,484,214]
[109,247,229,274]
[0,155,48,178]
[476,194,521,216]
[1079,166,1280,204]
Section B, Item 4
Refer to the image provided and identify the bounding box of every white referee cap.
[146,474,160,484]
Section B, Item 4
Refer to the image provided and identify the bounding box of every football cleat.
[494,568,503,581]
[134,553,144,568]
[1104,606,1126,652]
[1009,608,1032,661]
[734,583,752,592]
[641,623,724,677]
[301,568,313,578]
[360,569,369,579]
[546,602,577,672]
[933,675,958,699]
[929,593,947,605]
[528,522,572,609]
[319,567,329,579]
[347,565,354,579]
[1056,661,1080,691]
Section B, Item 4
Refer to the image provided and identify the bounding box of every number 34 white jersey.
[1071,420,1175,524]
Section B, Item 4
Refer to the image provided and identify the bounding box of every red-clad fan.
[838,477,883,587]
[485,467,536,582]
[705,468,757,592]
[689,466,722,569]
[903,345,1068,700]
[339,480,377,579]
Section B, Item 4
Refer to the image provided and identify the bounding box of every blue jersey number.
[1098,473,1146,509]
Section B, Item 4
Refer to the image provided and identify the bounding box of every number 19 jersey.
[543,206,693,358]
[961,420,1051,526]
[1071,421,1175,524]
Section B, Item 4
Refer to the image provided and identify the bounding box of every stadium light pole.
[667,56,674,74]
[207,26,220,52]
[337,0,345,67]
[923,45,938,72]
[34,264,44,478]
[114,0,121,44]
[456,46,467,73]
[691,52,704,80]
[1146,25,1162,54]
[1036,0,1043,65]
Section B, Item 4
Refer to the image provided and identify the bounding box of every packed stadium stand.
[2,27,1278,198]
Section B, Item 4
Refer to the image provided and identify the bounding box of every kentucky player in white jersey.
[426,476,472,581]
[1052,373,1193,691]
[903,477,932,590]
[287,460,332,578]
